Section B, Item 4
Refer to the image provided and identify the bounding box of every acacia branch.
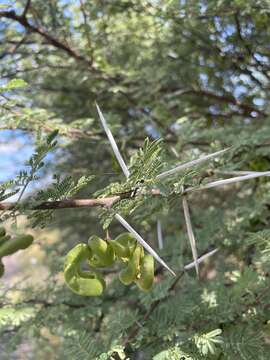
[0,196,120,211]
[0,190,162,211]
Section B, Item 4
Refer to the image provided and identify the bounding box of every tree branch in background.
[234,12,270,82]
[22,0,31,18]
[166,88,267,117]
[0,9,93,68]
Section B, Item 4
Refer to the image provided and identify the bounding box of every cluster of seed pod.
[0,227,34,277]
[64,233,155,296]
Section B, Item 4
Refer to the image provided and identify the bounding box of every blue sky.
[0,129,61,201]
[0,130,34,182]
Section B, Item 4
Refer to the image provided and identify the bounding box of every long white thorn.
[157,220,164,250]
[185,171,270,193]
[156,148,230,180]
[182,194,199,276]
[184,248,218,270]
[115,213,176,276]
[216,170,254,176]
[96,103,130,178]
[216,170,270,176]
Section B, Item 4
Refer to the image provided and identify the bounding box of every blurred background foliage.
[1,0,270,358]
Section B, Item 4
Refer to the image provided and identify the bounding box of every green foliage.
[0,180,19,202]
[64,331,105,360]
[29,174,95,227]
[128,138,163,184]
[194,329,223,356]
[0,307,35,327]
[0,130,58,224]
[0,79,28,91]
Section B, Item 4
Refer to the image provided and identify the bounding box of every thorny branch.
[0,190,161,211]
[0,196,121,211]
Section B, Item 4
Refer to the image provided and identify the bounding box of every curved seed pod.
[67,272,105,296]
[77,269,106,289]
[66,272,105,296]
[88,236,107,257]
[0,227,6,237]
[64,244,91,284]
[89,243,115,268]
[88,236,115,267]
[64,243,91,282]
[111,233,136,260]
[119,259,136,285]
[110,240,129,259]
[0,261,4,278]
[64,243,105,296]
[0,235,11,247]
[92,271,106,290]
[135,255,154,291]
[88,255,102,268]
[0,235,34,258]
[103,243,115,266]
[119,245,142,285]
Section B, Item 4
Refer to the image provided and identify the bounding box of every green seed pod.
[111,233,136,260]
[0,261,4,278]
[64,244,92,284]
[119,245,142,285]
[0,234,34,258]
[110,240,129,259]
[135,255,154,292]
[88,236,107,257]
[67,271,105,297]
[64,243,105,296]
[89,244,115,268]
[0,227,6,237]
[77,268,106,289]
[0,235,11,247]
[88,236,115,267]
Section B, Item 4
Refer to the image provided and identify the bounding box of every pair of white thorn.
[96,103,270,277]
[97,103,175,275]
